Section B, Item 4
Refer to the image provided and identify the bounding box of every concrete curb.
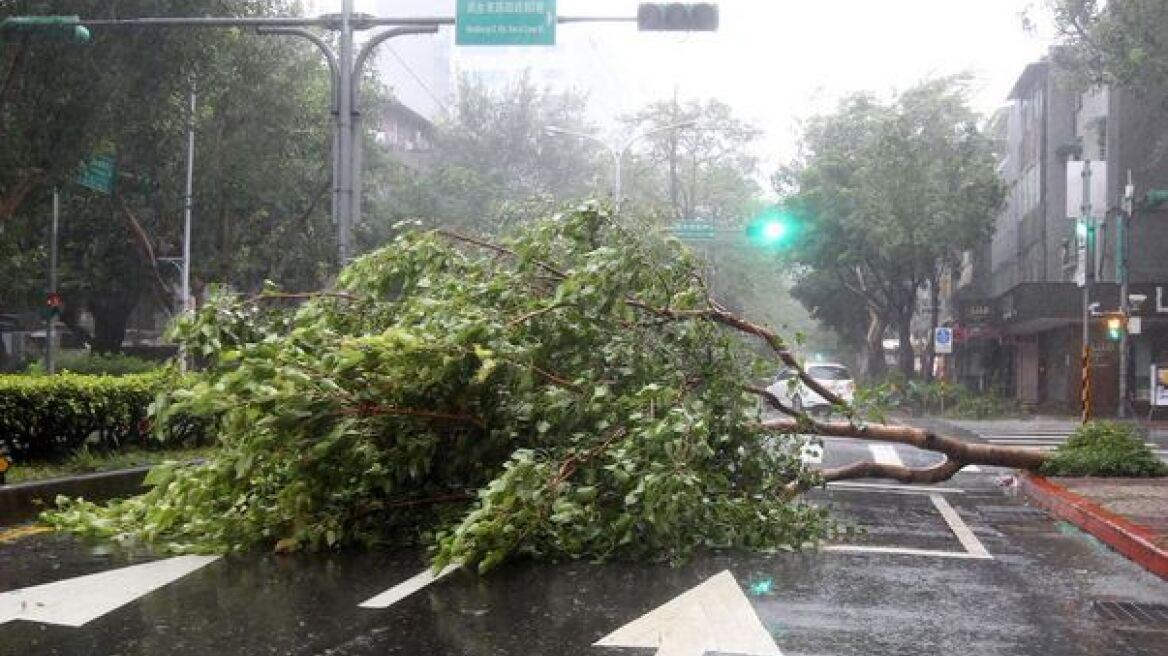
[1019,472,1167,581]
[0,466,151,526]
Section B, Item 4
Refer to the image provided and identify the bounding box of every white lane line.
[358,564,460,609]
[594,570,782,656]
[868,443,903,467]
[820,545,992,560]
[827,481,965,494]
[0,555,220,627]
[961,464,984,473]
[930,493,991,559]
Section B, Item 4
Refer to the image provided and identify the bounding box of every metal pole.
[1118,171,1133,418]
[47,187,59,375]
[254,27,340,231]
[178,84,196,374]
[182,84,195,315]
[350,26,439,233]
[336,0,354,266]
[1081,160,1094,422]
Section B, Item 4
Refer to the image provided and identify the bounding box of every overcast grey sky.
[318,1,1055,171]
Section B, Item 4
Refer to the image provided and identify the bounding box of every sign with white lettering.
[456,0,556,46]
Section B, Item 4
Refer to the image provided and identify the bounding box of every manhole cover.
[1092,600,1168,631]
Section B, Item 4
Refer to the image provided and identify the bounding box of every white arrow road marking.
[358,564,460,609]
[594,570,782,656]
[0,555,220,627]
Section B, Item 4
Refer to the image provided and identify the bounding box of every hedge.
[0,372,187,461]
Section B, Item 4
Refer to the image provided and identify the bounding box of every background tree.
[1044,0,1168,90]
[358,73,603,243]
[779,76,1002,378]
[1,1,340,353]
[622,97,761,224]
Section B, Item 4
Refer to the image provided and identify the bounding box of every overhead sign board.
[456,0,556,46]
[668,221,715,241]
[76,153,116,195]
[934,327,953,354]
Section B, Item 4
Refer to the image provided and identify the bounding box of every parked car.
[765,362,855,413]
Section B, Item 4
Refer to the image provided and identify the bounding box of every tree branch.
[434,228,567,280]
[760,417,1047,470]
[338,403,486,430]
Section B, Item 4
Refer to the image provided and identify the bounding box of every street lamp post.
[545,121,696,212]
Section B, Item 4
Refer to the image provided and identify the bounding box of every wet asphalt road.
[2,438,1167,656]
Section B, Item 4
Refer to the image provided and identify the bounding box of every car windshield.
[807,365,850,381]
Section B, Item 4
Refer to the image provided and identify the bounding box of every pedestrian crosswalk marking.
[0,555,219,627]
[359,564,460,609]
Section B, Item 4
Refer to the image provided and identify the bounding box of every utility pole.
[1118,170,1133,418]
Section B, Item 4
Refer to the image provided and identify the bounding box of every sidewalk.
[1019,473,1168,581]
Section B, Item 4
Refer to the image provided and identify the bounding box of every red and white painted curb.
[1019,472,1168,581]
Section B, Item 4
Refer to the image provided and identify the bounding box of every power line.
[384,42,450,116]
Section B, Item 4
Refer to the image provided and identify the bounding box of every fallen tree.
[46,204,1047,571]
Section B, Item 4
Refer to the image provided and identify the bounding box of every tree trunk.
[897,316,915,378]
[860,309,887,379]
[88,294,138,354]
[922,274,941,381]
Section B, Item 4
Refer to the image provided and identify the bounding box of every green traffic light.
[746,208,799,248]
[761,221,787,242]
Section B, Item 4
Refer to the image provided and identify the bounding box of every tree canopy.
[778,76,1003,377]
[1046,0,1168,90]
[46,206,834,569]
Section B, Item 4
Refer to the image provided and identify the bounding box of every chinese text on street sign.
[457,0,556,46]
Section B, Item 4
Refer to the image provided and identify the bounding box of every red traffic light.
[46,292,63,308]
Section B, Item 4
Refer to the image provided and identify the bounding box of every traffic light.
[46,291,63,318]
[637,3,719,31]
[1140,189,1168,210]
[1106,315,1123,341]
[0,16,90,42]
[746,208,798,248]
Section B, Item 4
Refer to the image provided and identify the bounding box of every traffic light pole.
[1118,172,1134,418]
[1080,161,1095,423]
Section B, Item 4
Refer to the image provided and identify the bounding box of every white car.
[765,362,855,413]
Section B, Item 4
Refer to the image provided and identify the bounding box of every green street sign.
[456,0,556,46]
[668,221,716,241]
[76,154,116,195]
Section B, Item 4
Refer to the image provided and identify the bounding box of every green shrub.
[25,352,163,376]
[1040,421,1168,477]
[944,393,1024,419]
[0,371,202,461]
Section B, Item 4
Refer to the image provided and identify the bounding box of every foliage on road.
[1041,421,1168,478]
[45,205,836,570]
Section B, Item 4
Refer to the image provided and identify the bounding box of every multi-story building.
[952,55,1168,415]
